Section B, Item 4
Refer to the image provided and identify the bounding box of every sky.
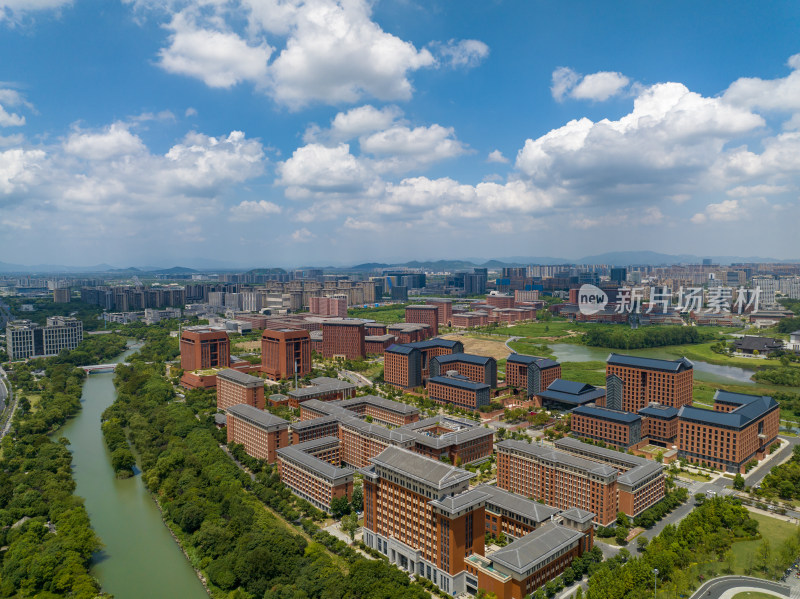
[1,1,800,268]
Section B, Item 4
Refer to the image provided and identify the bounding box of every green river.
[55,346,208,599]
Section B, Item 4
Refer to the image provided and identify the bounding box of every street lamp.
[654,568,659,599]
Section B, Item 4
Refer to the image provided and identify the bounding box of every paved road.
[746,436,800,487]
[690,575,790,599]
[0,365,16,439]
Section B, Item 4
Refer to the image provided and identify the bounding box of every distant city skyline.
[1,1,799,265]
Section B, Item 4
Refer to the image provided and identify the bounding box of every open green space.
[666,342,799,370]
[347,303,409,323]
[730,512,799,576]
[497,320,583,339]
[732,592,784,599]
[560,361,607,386]
[507,338,555,358]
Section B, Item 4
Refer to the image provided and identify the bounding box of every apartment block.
[506,354,561,398]
[261,327,312,380]
[53,288,71,303]
[606,354,693,412]
[426,299,453,326]
[638,404,679,446]
[570,405,643,449]
[226,403,288,463]
[291,415,341,444]
[677,390,780,473]
[428,375,491,411]
[430,353,497,388]
[277,437,354,512]
[450,312,489,329]
[496,440,619,526]
[310,296,348,318]
[321,319,366,359]
[405,305,439,338]
[387,323,431,344]
[486,294,515,309]
[384,338,465,389]
[535,379,606,410]
[365,334,396,355]
[216,368,265,411]
[6,317,83,360]
[404,416,494,465]
[478,484,561,540]
[179,327,230,371]
[553,438,665,519]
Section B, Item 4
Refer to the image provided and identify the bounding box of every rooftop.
[489,524,584,575]
[276,436,354,481]
[506,354,560,368]
[496,440,618,478]
[477,485,560,523]
[428,375,490,392]
[217,368,263,386]
[679,392,778,429]
[537,379,606,405]
[433,352,494,366]
[288,376,356,399]
[370,445,474,490]
[638,404,680,418]
[226,403,288,431]
[572,405,641,424]
[607,353,693,373]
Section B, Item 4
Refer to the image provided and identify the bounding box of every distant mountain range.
[1,251,798,274]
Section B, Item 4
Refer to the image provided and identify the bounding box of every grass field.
[507,338,555,358]
[732,592,784,599]
[731,513,799,575]
[347,304,409,323]
[500,320,586,339]
[560,361,607,386]
[666,342,799,371]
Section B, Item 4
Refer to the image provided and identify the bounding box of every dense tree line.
[109,359,431,599]
[0,362,105,597]
[753,367,800,386]
[759,445,800,500]
[584,326,719,349]
[777,316,800,334]
[100,418,136,478]
[6,297,105,331]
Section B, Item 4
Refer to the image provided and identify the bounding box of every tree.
[615,526,629,545]
[733,473,745,490]
[723,549,735,574]
[350,484,364,512]
[341,513,359,542]
[756,538,772,574]
[654,450,663,464]
[636,536,649,552]
[330,497,351,518]
[616,512,630,527]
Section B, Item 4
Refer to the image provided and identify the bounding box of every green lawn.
[347,304,409,324]
[730,513,799,576]
[732,592,785,599]
[507,339,555,358]
[494,320,584,339]
[666,342,799,371]
[560,361,607,386]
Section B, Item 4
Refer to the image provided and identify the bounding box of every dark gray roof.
[538,379,606,405]
[370,446,474,489]
[428,375,490,391]
[496,440,617,478]
[607,353,693,373]
[490,524,584,574]
[226,404,288,431]
[385,343,417,355]
[322,319,366,327]
[338,417,416,444]
[477,485,560,523]
[678,392,778,429]
[433,352,494,366]
[553,437,664,487]
[429,489,490,515]
[276,437,354,481]
[269,393,288,401]
[336,395,419,415]
[365,334,396,342]
[290,415,340,430]
[734,336,783,351]
[406,305,438,310]
[388,323,430,331]
[217,368,263,386]
[560,507,595,523]
[407,338,462,350]
[638,404,679,418]
[506,354,560,368]
[288,376,356,399]
[214,413,227,426]
[572,405,641,424]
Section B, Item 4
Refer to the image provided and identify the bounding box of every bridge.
[81,363,130,374]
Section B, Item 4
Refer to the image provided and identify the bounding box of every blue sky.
[1,0,800,268]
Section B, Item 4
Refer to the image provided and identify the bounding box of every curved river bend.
[55,347,208,599]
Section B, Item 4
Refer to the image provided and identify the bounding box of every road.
[340,370,373,387]
[690,575,790,599]
[746,435,800,487]
[0,365,16,439]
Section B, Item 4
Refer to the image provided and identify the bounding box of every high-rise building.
[53,288,71,303]
[179,327,230,371]
[261,328,312,380]
[6,317,84,360]
[610,268,627,285]
[321,319,366,359]
[505,354,561,397]
[405,305,439,337]
[605,354,693,412]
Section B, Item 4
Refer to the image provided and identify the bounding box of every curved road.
[689,575,789,599]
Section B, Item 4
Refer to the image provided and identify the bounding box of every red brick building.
[677,390,780,472]
[291,415,341,444]
[216,368,265,411]
[310,296,348,318]
[286,376,357,408]
[570,405,643,449]
[606,353,693,413]
[405,305,439,337]
[180,327,230,371]
[428,375,491,411]
[430,353,497,387]
[321,319,366,359]
[365,334,396,355]
[450,312,489,329]
[365,323,388,336]
[426,299,453,326]
[486,294,515,309]
[226,403,288,463]
[506,354,561,397]
[261,327,312,380]
[277,437,354,513]
[387,322,431,343]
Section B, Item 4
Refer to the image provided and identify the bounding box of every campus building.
[427,299,453,326]
[226,403,289,463]
[496,440,619,525]
[505,354,561,398]
[179,327,230,371]
[677,390,780,473]
[261,327,311,380]
[286,376,357,408]
[553,438,666,519]
[277,437,354,512]
[638,404,679,446]
[365,334,396,355]
[450,312,489,329]
[310,296,348,318]
[605,354,694,412]
[361,446,486,595]
[387,322,431,344]
[405,305,439,338]
[6,317,83,360]
[383,338,464,389]
[291,415,341,444]
[428,375,491,411]
[570,405,643,449]
[216,368,265,411]
[403,416,495,465]
[478,484,561,540]
[430,353,497,388]
[321,319,366,359]
[534,379,606,410]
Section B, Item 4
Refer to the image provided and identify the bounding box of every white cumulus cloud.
[230,199,282,221]
[432,39,489,68]
[723,53,800,112]
[64,122,147,160]
[551,67,630,102]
